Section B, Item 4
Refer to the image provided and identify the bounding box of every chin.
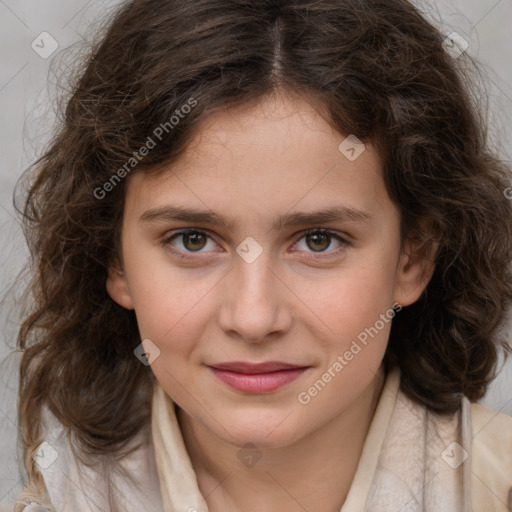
[214,410,305,449]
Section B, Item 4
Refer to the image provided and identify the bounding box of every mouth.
[207,361,310,393]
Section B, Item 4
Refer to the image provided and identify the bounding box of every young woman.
[15,0,512,510]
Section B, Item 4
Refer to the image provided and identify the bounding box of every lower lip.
[208,367,308,393]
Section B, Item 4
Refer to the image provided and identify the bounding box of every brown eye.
[182,232,208,251]
[163,229,218,255]
[291,228,350,259]
[305,232,331,252]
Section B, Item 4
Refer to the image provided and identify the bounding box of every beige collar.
[151,367,403,512]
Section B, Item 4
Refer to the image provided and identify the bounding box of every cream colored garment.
[16,407,164,512]
[363,376,472,511]
[152,367,512,512]
[470,401,512,511]
[16,368,512,511]
[151,384,210,512]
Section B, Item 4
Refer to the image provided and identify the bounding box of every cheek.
[132,287,214,369]
[297,262,397,413]
[134,289,214,402]
[132,281,210,339]
[123,238,221,341]
[309,252,398,344]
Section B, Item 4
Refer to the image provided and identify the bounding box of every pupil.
[307,233,329,252]
[181,232,331,252]
[184,232,206,251]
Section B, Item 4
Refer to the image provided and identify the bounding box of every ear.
[106,260,135,310]
[394,223,439,307]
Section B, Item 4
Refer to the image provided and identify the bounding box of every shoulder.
[16,408,163,512]
[470,401,512,511]
[471,401,512,467]
[15,475,55,512]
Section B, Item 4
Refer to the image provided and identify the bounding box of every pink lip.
[207,361,309,393]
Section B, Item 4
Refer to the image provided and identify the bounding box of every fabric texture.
[15,408,163,512]
[16,366,512,512]
[150,366,512,511]
[364,375,472,511]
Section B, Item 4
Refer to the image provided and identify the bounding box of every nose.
[217,253,292,343]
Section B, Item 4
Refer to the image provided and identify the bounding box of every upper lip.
[208,361,308,374]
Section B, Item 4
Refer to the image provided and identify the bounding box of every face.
[107,91,434,449]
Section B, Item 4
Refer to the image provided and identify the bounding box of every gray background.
[1,0,511,510]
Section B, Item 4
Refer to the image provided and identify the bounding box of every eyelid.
[301,227,352,243]
[161,228,222,259]
[290,228,352,259]
[161,227,352,259]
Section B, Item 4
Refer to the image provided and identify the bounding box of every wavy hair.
[16,0,512,481]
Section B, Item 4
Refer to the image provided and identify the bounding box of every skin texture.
[106,91,436,511]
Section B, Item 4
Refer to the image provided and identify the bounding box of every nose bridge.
[234,234,276,297]
[239,254,274,299]
[218,247,289,341]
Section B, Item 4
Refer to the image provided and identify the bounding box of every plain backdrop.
[1,0,511,510]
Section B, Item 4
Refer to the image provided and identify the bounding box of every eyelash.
[161,228,351,261]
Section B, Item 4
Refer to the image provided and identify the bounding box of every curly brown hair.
[16,0,512,481]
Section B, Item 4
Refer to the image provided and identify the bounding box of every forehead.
[124,93,392,229]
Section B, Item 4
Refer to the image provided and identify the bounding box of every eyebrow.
[139,204,373,231]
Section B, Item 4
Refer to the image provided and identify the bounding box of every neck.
[177,366,385,512]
